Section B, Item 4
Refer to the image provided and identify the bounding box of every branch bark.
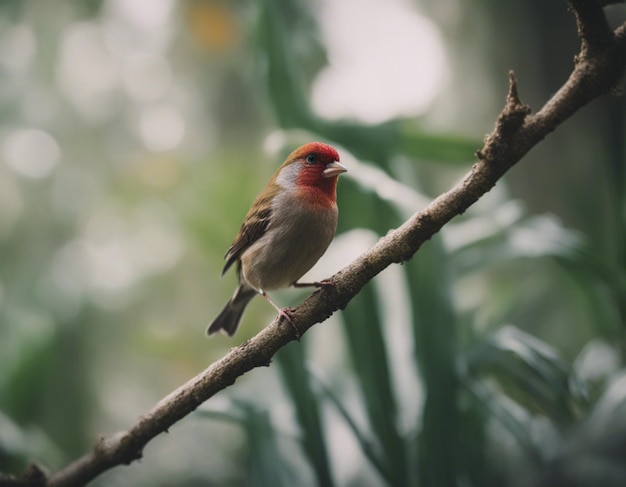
[7,2,626,486]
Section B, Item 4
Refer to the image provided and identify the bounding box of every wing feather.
[221,198,273,276]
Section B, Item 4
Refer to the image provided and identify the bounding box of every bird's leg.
[259,289,301,340]
[292,279,334,289]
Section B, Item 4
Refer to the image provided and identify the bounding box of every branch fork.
[476,71,532,165]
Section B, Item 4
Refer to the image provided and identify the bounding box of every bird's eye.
[305,154,316,164]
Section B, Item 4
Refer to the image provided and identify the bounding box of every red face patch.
[292,142,341,204]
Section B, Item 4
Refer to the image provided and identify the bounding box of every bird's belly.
[240,203,337,291]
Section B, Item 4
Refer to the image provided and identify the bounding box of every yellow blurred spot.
[130,156,181,189]
[186,1,240,52]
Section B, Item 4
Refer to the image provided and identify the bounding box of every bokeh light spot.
[2,128,60,178]
[139,104,185,152]
[312,0,448,123]
[56,22,120,122]
[107,0,174,31]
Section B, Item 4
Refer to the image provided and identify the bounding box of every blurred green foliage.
[1,0,625,486]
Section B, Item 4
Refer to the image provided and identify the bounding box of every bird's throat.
[296,181,337,208]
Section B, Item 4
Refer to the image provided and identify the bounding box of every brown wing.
[221,201,272,276]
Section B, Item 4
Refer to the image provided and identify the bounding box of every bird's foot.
[260,290,302,340]
[277,308,301,341]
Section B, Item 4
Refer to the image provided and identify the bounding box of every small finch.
[207,142,347,337]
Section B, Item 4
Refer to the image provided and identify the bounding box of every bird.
[207,142,347,337]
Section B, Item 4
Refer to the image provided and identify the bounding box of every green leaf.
[461,377,542,461]
[407,237,459,487]
[276,344,334,487]
[464,326,589,424]
[307,367,392,483]
[236,401,290,487]
[341,283,408,487]
[197,401,293,487]
[448,213,582,272]
[399,121,480,164]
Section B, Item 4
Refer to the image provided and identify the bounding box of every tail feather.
[207,284,257,336]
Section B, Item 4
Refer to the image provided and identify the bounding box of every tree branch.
[8,3,626,487]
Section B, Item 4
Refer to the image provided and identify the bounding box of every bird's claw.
[278,308,301,340]
[293,279,335,290]
[314,279,334,289]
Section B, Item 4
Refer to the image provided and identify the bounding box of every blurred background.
[1,0,625,486]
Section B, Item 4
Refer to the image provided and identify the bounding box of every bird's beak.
[323,161,348,178]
